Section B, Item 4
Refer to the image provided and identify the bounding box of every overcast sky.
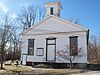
[0,0,100,36]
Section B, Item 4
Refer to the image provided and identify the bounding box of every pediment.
[22,15,88,35]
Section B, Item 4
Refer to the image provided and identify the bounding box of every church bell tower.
[45,1,62,17]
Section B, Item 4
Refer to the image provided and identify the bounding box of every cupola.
[45,1,62,17]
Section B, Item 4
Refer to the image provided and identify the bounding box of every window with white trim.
[28,39,34,55]
[69,36,78,56]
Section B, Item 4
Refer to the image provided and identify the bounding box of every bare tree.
[10,26,21,61]
[68,18,79,24]
[0,14,14,69]
[38,6,45,21]
[88,35,100,64]
[18,5,45,31]
[56,46,84,69]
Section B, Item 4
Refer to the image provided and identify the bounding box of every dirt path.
[1,66,100,75]
[20,68,83,75]
[71,71,100,75]
[20,68,100,75]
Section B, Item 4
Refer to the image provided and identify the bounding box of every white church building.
[21,1,89,66]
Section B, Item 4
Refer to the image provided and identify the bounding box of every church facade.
[21,1,89,66]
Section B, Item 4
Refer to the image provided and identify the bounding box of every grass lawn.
[0,64,33,75]
[0,64,84,75]
[0,64,92,75]
[31,68,83,75]
[0,61,100,75]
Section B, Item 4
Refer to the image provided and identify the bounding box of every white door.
[46,38,56,61]
[22,55,27,65]
[47,45,55,61]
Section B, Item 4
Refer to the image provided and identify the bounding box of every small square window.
[36,48,44,56]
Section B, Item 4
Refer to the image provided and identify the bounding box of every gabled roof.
[22,15,88,35]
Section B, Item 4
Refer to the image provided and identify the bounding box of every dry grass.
[0,65,84,75]
[32,68,82,75]
[47,69,80,74]
[0,70,16,75]
[0,64,33,75]
[4,65,33,72]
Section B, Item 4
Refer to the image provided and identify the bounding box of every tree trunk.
[1,52,4,69]
[13,41,16,61]
[1,61,3,69]
[70,57,72,69]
